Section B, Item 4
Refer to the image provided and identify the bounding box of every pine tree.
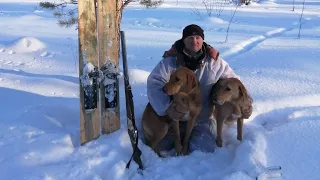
[39,1,78,28]
[39,0,164,28]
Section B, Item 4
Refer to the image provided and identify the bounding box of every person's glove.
[166,101,188,121]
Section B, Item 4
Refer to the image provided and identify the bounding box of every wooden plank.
[96,0,121,134]
[78,0,100,145]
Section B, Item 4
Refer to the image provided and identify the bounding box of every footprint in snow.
[40,51,54,57]
[14,62,25,66]
[252,70,262,75]
[4,61,12,65]
[8,50,15,54]
[40,52,49,57]
[34,10,45,13]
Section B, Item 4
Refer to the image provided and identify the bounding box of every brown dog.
[210,78,252,147]
[142,67,202,156]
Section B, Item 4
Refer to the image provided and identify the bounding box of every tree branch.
[122,0,133,10]
[298,0,306,38]
[225,4,238,43]
[39,2,67,9]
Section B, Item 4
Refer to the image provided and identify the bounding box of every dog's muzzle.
[212,96,224,105]
[212,100,224,105]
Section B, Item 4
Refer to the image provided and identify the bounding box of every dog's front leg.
[182,115,196,155]
[172,121,183,155]
[237,118,244,141]
[216,117,224,147]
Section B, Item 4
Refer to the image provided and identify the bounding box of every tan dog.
[142,92,196,155]
[210,78,252,147]
[142,67,202,156]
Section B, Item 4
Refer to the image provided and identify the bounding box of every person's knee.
[189,133,216,153]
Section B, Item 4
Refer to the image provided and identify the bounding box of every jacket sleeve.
[216,57,240,80]
[147,57,176,116]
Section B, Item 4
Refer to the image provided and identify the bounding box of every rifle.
[120,31,144,171]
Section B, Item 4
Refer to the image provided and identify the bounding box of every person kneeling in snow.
[146,24,252,154]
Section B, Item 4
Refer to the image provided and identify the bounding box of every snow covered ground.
[0,0,319,179]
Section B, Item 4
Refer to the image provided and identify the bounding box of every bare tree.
[232,0,250,5]
[241,0,250,5]
[202,0,231,17]
[298,0,306,38]
[292,0,295,11]
[202,0,214,17]
[190,4,202,19]
[225,4,239,42]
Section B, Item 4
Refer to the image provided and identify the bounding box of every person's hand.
[166,102,188,121]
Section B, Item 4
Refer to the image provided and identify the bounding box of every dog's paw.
[237,135,243,141]
[174,144,183,156]
[175,152,184,156]
[216,138,223,147]
[183,149,189,155]
[175,147,184,156]
[182,145,189,155]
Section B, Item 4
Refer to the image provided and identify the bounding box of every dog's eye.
[226,87,231,91]
[176,77,180,81]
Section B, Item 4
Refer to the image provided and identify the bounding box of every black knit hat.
[182,24,204,40]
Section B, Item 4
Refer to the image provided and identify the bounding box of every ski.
[256,166,282,180]
[78,0,100,145]
[96,0,120,135]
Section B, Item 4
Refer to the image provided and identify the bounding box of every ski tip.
[256,165,282,180]
[267,166,282,171]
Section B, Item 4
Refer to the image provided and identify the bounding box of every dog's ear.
[187,72,197,93]
[237,79,252,108]
[211,78,225,96]
[237,80,248,99]
[212,79,222,92]
[238,86,243,97]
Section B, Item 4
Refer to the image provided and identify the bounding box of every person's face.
[183,35,203,54]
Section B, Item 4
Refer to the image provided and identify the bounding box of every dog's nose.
[162,86,168,94]
[212,95,219,104]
